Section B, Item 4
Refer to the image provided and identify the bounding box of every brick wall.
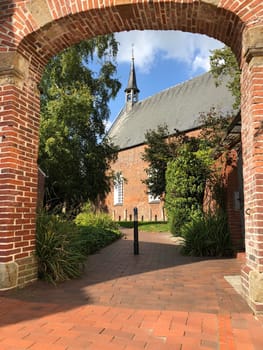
[105,144,166,222]
[240,26,263,312]
[225,150,245,250]
[0,60,40,288]
[205,149,245,250]
[105,130,201,222]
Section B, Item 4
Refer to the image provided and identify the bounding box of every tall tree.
[38,35,121,211]
[141,125,193,199]
[209,46,241,110]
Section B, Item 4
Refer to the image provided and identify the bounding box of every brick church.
[105,57,244,247]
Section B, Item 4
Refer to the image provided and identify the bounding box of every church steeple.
[125,48,140,109]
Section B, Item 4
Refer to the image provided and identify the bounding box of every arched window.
[114,172,124,205]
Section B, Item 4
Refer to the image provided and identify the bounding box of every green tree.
[38,35,121,212]
[165,141,213,236]
[198,107,234,155]
[210,46,241,110]
[141,125,188,199]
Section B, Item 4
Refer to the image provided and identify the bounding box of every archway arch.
[17,2,245,70]
[0,0,262,313]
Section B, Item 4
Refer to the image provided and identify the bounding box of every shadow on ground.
[0,229,249,327]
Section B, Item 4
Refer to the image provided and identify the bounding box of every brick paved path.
[0,229,262,349]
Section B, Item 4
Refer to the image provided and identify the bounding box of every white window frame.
[148,192,160,204]
[147,168,161,203]
[114,174,124,205]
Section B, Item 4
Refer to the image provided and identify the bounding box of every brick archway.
[0,0,262,313]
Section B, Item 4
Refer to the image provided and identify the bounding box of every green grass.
[118,221,169,232]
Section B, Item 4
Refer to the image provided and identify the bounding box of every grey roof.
[108,72,236,150]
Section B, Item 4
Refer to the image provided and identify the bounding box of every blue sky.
[107,30,224,126]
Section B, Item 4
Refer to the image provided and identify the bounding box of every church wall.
[105,144,166,222]
[105,129,202,223]
[105,129,244,250]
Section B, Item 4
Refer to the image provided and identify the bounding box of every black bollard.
[133,207,139,255]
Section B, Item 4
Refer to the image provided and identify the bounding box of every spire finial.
[132,44,134,60]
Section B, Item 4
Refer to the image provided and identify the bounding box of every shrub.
[75,203,119,231]
[181,211,233,257]
[77,226,120,255]
[168,198,202,236]
[165,143,211,236]
[36,212,85,284]
[74,204,121,255]
[75,212,119,231]
[36,207,121,284]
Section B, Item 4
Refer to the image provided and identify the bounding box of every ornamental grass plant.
[181,211,233,257]
[36,206,121,284]
[36,212,85,284]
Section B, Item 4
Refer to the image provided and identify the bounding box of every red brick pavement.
[0,229,262,349]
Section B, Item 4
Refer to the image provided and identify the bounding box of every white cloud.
[115,30,223,74]
[192,55,210,72]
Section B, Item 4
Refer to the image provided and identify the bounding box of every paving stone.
[0,229,262,349]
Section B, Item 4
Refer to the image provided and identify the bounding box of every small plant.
[75,202,119,231]
[77,226,121,255]
[168,199,202,236]
[36,206,122,284]
[74,203,121,255]
[181,211,233,257]
[36,212,85,284]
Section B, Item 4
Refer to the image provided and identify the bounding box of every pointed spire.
[125,45,140,108]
